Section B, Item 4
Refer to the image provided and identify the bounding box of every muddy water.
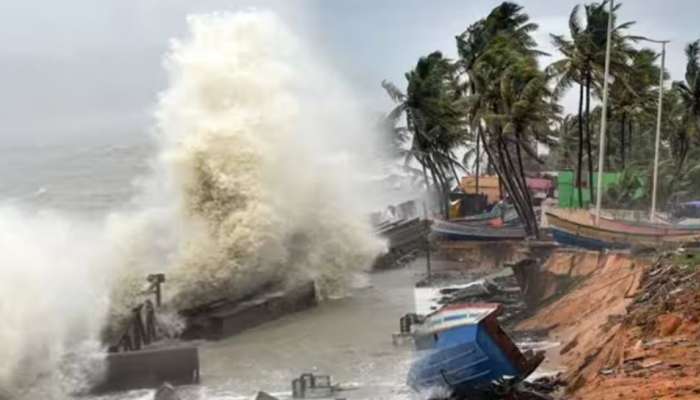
[97,260,423,400]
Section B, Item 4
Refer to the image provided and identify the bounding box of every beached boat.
[595,210,700,231]
[407,303,542,397]
[547,208,700,250]
[451,203,519,224]
[432,219,525,241]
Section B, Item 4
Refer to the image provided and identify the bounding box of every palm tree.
[548,1,635,206]
[461,3,557,237]
[456,2,543,196]
[382,52,466,218]
[672,40,700,175]
[608,48,659,168]
[657,39,700,203]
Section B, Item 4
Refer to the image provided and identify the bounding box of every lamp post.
[643,39,669,222]
[593,0,669,225]
[594,0,614,225]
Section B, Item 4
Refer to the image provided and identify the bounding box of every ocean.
[0,140,152,216]
[0,10,421,400]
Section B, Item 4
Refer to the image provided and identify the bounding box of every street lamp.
[639,38,670,222]
[594,0,669,224]
[594,0,614,225]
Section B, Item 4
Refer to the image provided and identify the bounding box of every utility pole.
[594,0,614,225]
[649,40,669,222]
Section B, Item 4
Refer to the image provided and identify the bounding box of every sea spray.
[145,11,386,307]
[0,207,110,398]
[0,10,387,397]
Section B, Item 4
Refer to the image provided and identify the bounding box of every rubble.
[430,275,529,326]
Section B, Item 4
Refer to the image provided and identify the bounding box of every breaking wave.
[0,10,385,398]
[151,10,385,307]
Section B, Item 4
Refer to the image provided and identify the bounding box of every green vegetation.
[383,1,700,236]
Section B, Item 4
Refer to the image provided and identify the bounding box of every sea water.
[0,10,424,399]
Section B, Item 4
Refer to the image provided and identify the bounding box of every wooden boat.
[597,212,700,231]
[451,204,518,225]
[407,303,542,397]
[547,208,700,250]
[432,219,525,241]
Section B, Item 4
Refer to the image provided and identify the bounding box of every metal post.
[147,273,165,307]
[426,236,432,284]
[594,0,614,225]
[650,42,667,222]
[421,201,432,284]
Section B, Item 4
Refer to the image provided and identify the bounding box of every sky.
[0,0,697,147]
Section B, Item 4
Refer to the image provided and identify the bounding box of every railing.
[109,273,166,353]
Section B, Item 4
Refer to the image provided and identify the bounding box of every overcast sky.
[0,0,697,147]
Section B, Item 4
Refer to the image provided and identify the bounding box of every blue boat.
[407,303,542,397]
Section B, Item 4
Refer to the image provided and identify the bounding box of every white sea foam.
[0,10,386,398]
[0,208,111,398]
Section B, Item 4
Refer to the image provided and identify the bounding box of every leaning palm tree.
[462,4,558,238]
[455,2,544,195]
[382,52,467,217]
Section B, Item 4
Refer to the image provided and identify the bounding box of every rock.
[657,314,683,336]
[154,383,181,400]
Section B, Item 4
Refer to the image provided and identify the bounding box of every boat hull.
[547,209,700,250]
[432,220,525,242]
[550,227,627,250]
[408,304,539,396]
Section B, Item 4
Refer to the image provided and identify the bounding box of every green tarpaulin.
[557,170,621,208]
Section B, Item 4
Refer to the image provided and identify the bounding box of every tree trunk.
[620,111,627,168]
[475,128,481,194]
[495,139,529,232]
[427,159,450,220]
[498,137,536,237]
[577,82,585,208]
[585,72,594,204]
[515,130,539,238]
[480,131,538,237]
[627,119,633,161]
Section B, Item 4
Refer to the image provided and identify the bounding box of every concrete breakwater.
[180,281,317,340]
[92,280,318,394]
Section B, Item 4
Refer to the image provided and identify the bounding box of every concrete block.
[92,346,199,393]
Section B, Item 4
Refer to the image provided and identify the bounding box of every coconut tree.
[461,4,558,238]
[472,43,557,237]
[672,40,700,175]
[382,52,466,217]
[548,1,635,206]
[609,48,660,168]
[456,2,544,195]
[656,39,700,203]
